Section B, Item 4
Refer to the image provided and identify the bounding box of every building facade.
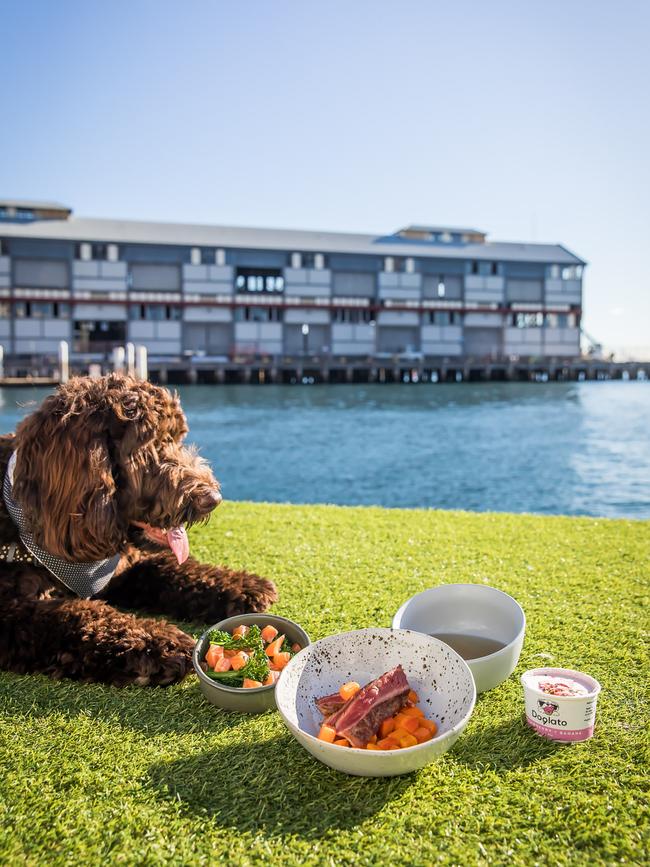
[0,201,585,363]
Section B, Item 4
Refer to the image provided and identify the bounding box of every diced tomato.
[242,678,263,688]
[291,643,302,653]
[317,725,337,743]
[273,651,291,670]
[230,651,249,671]
[214,656,232,672]
[232,624,250,639]
[260,625,279,644]
[339,681,361,702]
[265,635,285,657]
[263,670,280,686]
[224,649,237,659]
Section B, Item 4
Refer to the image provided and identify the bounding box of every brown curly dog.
[0,374,277,686]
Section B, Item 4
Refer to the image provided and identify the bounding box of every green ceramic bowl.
[193,613,311,713]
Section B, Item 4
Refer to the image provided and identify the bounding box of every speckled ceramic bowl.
[275,628,476,777]
[193,613,311,714]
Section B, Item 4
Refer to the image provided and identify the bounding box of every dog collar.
[2,451,120,598]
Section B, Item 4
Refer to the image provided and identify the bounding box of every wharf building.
[0,200,585,374]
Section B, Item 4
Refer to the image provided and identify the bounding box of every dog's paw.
[221,569,279,617]
[115,621,195,687]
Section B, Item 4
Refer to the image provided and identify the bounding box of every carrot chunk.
[214,656,232,672]
[398,733,418,748]
[242,678,263,688]
[334,738,350,747]
[318,725,337,743]
[339,681,361,702]
[260,625,279,644]
[379,717,395,738]
[393,727,411,741]
[232,624,250,639]
[368,734,378,744]
[265,635,285,657]
[366,743,382,751]
[273,651,291,670]
[230,651,249,671]
[392,713,409,730]
[408,689,419,704]
[420,718,438,734]
[402,706,425,719]
[378,737,400,750]
[400,715,420,734]
[414,726,433,743]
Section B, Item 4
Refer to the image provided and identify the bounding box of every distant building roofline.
[0,209,586,265]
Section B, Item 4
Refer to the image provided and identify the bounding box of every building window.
[332,308,374,323]
[0,302,10,317]
[471,261,479,275]
[13,301,68,318]
[233,305,283,322]
[427,311,459,325]
[302,252,328,269]
[235,268,284,293]
[74,320,127,352]
[513,312,544,328]
[291,252,302,269]
[561,265,583,280]
[129,304,181,320]
[549,264,560,279]
[440,231,452,243]
[491,262,499,275]
[437,279,446,297]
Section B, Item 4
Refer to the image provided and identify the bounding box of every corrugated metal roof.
[0,216,586,264]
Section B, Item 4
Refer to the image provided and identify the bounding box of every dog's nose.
[201,489,222,510]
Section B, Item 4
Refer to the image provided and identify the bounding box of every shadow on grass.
[0,670,244,736]
[148,736,413,838]
[451,715,559,771]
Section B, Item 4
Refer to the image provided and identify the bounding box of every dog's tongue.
[167,526,189,564]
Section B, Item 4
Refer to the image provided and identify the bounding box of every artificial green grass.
[1,504,648,867]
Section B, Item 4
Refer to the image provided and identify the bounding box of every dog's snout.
[200,489,222,511]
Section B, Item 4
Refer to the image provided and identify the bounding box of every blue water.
[1,382,649,518]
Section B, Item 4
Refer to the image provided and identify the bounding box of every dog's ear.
[13,388,122,561]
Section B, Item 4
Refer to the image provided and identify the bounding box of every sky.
[1,0,649,357]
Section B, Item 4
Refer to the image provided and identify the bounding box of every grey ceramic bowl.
[193,613,311,713]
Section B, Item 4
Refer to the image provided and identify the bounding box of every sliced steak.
[315,692,347,717]
[334,665,410,747]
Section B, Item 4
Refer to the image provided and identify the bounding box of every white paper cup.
[521,667,601,742]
